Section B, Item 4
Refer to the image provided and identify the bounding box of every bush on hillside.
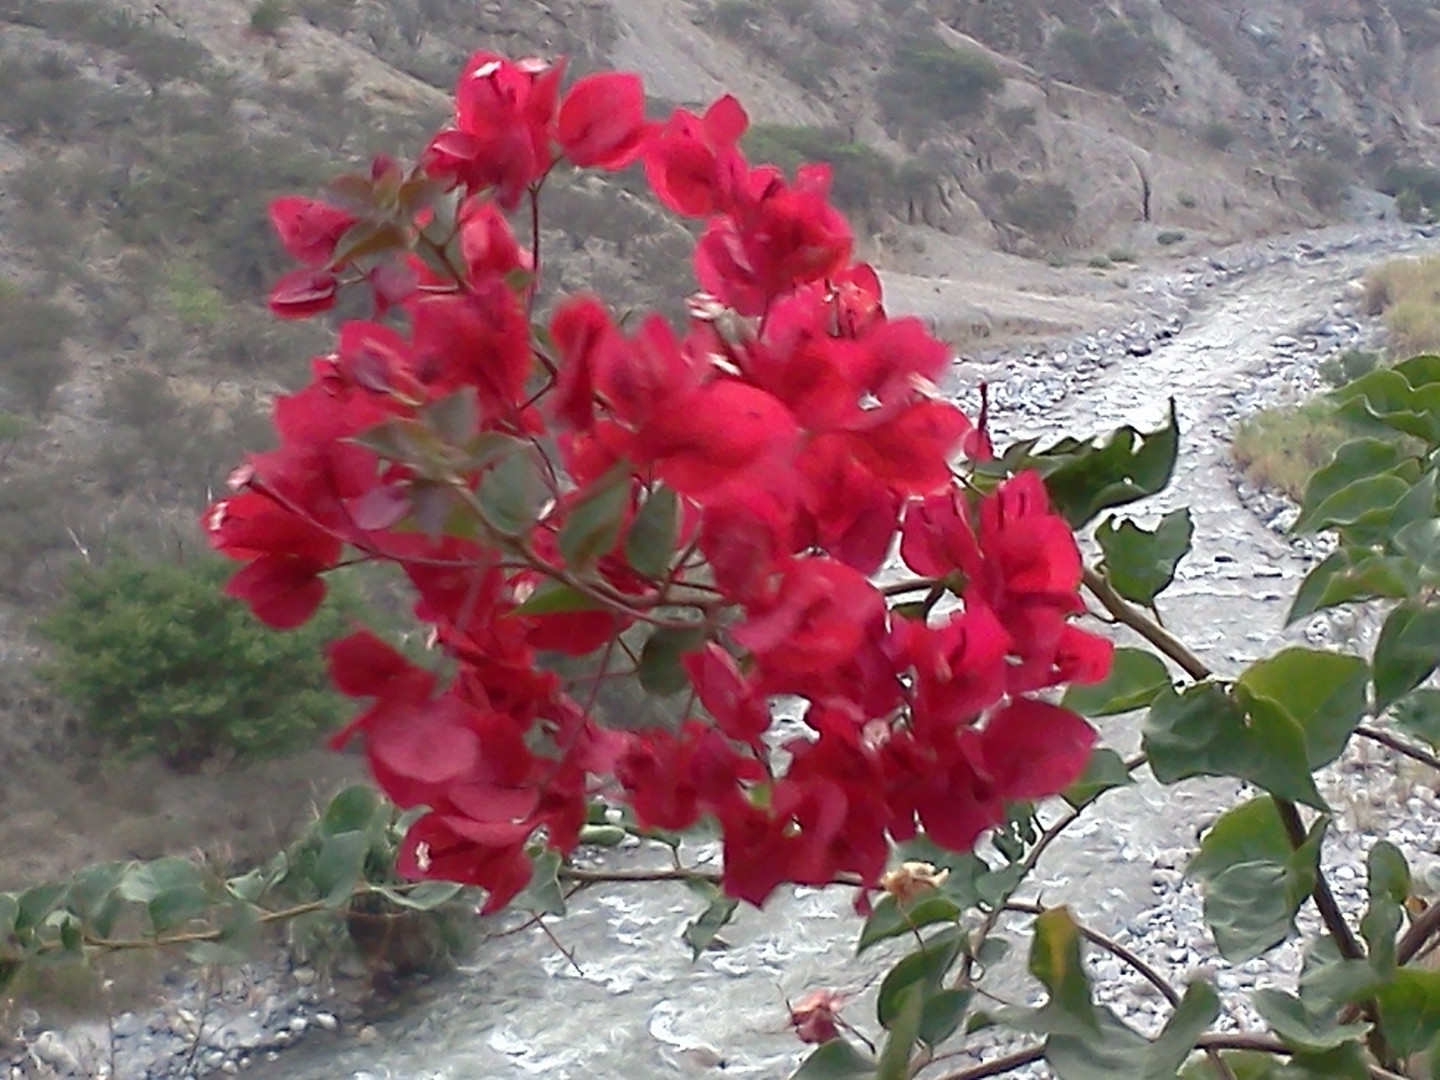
[1296,155,1348,211]
[742,125,899,216]
[1000,180,1077,240]
[1051,18,1168,102]
[879,35,1003,136]
[38,558,357,769]
[0,285,74,415]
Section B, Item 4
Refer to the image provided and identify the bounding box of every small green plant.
[163,261,228,328]
[1296,155,1348,211]
[879,34,1003,134]
[1178,192,1197,209]
[1001,180,1077,239]
[249,0,290,37]
[1365,255,1440,354]
[1200,120,1236,152]
[38,558,357,769]
[1087,254,1113,269]
[1157,229,1186,246]
[1319,348,1381,387]
[1107,248,1136,263]
[1230,398,1362,499]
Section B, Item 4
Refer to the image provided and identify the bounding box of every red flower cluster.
[206,53,1111,912]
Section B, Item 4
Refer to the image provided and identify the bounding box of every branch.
[1082,567,1210,681]
[1274,799,1365,961]
[1398,898,1440,967]
[1003,901,1177,1006]
[1356,725,1440,773]
[929,1034,1288,1080]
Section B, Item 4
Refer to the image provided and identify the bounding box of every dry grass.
[1364,255,1440,355]
[1231,399,1359,500]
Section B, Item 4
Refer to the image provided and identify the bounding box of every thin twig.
[1003,902,1177,1005]
[1398,898,1440,966]
[1356,725,1440,772]
[929,1034,1288,1080]
[1082,567,1209,680]
[1274,800,1364,961]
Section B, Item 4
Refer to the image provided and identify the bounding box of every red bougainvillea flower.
[423,53,566,208]
[268,196,358,267]
[216,51,1115,915]
[268,268,337,319]
[557,72,652,169]
[644,94,748,217]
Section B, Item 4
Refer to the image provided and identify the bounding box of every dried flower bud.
[879,861,950,905]
[789,989,844,1045]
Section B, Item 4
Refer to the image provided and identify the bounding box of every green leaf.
[558,473,630,570]
[0,893,18,938]
[683,889,739,959]
[312,831,369,907]
[638,625,706,696]
[1028,907,1097,1032]
[1148,981,1222,1076]
[1026,402,1180,528]
[1234,647,1370,768]
[118,857,210,933]
[1332,356,1440,445]
[790,1039,875,1080]
[475,444,543,536]
[1061,748,1136,809]
[1374,600,1440,711]
[1361,841,1409,974]
[1144,683,1325,808]
[1252,988,1370,1053]
[877,927,963,1030]
[1297,935,1383,1017]
[1062,649,1171,718]
[513,848,566,916]
[877,982,924,1080]
[1187,797,1293,881]
[1293,438,1418,534]
[1287,550,1418,624]
[625,485,679,578]
[918,988,971,1049]
[422,389,477,446]
[857,892,963,955]
[375,881,464,911]
[1291,472,1413,537]
[322,785,384,837]
[511,580,605,617]
[1376,969,1440,1056]
[1393,688,1440,748]
[65,862,127,937]
[14,883,64,933]
[1095,508,1193,604]
[1191,811,1325,963]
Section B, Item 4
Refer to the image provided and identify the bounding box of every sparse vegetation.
[1050,17,1169,103]
[1001,180,1077,241]
[1296,155,1349,211]
[879,34,1004,136]
[1200,120,1237,152]
[1364,255,1440,355]
[249,0,291,37]
[1230,398,1361,499]
[1156,230,1186,246]
[0,284,74,415]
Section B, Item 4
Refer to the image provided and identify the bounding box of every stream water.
[225,224,1440,1080]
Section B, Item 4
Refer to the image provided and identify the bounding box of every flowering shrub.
[205,52,1111,915]
[8,49,1440,1080]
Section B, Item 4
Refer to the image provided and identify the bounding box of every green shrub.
[1157,230,1186,246]
[1396,188,1427,224]
[250,0,290,36]
[1200,120,1237,152]
[38,558,357,769]
[1319,349,1380,388]
[1178,192,1197,209]
[879,35,1003,134]
[742,124,898,215]
[1087,255,1112,269]
[0,286,74,414]
[1051,18,1168,100]
[1364,255,1440,354]
[1001,180,1077,239]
